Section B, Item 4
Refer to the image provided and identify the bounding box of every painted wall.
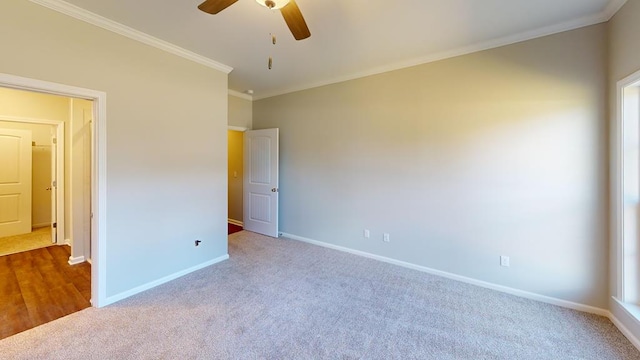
[228,130,244,222]
[254,24,608,308]
[0,121,51,228]
[0,89,71,236]
[229,95,252,129]
[608,0,640,340]
[0,1,228,298]
[71,98,92,261]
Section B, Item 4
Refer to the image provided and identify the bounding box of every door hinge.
[52,138,57,144]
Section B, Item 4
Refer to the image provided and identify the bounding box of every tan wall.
[228,95,252,129]
[0,120,52,228]
[0,0,228,298]
[228,130,244,222]
[71,98,92,260]
[254,24,608,308]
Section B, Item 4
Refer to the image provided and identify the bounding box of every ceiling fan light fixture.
[256,0,290,10]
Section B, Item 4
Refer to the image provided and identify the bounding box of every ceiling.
[40,0,625,99]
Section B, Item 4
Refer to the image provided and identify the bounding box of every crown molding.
[29,0,233,74]
[228,89,253,101]
[253,6,619,100]
[603,0,628,20]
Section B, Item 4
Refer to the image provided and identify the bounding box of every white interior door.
[243,128,279,237]
[0,128,32,238]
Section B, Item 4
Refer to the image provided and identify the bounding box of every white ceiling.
[37,0,626,99]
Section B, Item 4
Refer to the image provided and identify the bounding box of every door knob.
[271,188,278,192]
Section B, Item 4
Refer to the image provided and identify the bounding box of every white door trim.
[0,115,65,247]
[0,73,107,308]
[614,68,640,302]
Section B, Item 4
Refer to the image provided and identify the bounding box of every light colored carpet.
[1,230,639,359]
[0,227,52,256]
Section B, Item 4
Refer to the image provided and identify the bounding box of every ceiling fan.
[198,0,311,40]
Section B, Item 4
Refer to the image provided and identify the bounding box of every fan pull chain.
[268,33,276,70]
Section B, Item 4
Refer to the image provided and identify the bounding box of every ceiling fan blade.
[198,0,238,14]
[281,0,311,40]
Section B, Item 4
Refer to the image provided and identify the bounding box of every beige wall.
[228,130,244,222]
[254,24,608,308]
[0,0,228,298]
[229,95,252,129]
[71,98,92,261]
[608,0,640,339]
[0,120,52,228]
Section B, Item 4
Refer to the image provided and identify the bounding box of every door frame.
[0,73,107,308]
[0,116,65,245]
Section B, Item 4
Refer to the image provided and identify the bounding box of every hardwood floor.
[0,245,91,340]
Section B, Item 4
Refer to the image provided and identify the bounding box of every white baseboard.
[102,254,230,306]
[64,238,71,246]
[68,255,86,265]
[32,223,51,229]
[228,218,243,227]
[610,298,640,351]
[280,232,609,317]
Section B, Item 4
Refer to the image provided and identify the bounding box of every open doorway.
[0,121,59,255]
[228,127,245,235]
[0,84,96,338]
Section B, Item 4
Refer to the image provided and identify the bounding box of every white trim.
[228,126,248,132]
[102,254,229,306]
[254,12,615,100]
[281,232,609,317]
[28,0,233,74]
[0,72,108,308]
[0,115,65,248]
[228,218,243,227]
[604,0,628,20]
[64,238,71,246]
[228,90,253,101]
[68,255,85,265]
[615,69,640,302]
[32,223,51,229]
[611,297,640,351]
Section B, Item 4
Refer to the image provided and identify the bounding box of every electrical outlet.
[383,233,390,242]
[500,256,510,267]
[364,229,370,238]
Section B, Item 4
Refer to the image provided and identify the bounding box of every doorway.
[0,121,59,255]
[228,128,245,234]
[0,72,107,308]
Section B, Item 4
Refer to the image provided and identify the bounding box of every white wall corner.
[603,0,629,20]
[28,0,233,74]
[280,232,610,317]
[229,89,253,101]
